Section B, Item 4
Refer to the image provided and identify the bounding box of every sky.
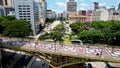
[46,0,120,13]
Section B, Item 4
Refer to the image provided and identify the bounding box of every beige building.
[108,9,120,20]
[2,0,14,7]
[67,11,86,23]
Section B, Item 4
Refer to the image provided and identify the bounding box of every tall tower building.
[94,2,99,10]
[67,0,77,12]
[0,0,14,16]
[14,0,40,34]
[36,0,47,26]
[0,6,5,16]
[0,0,4,6]
[118,2,120,10]
[2,0,14,7]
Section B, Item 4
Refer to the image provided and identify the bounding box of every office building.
[67,0,77,12]
[86,10,93,22]
[79,10,86,16]
[14,0,40,34]
[0,0,14,16]
[36,0,47,26]
[92,6,109,21]
[118,2,120,10]
[62,11,67,19]
[4,6,14,16]
[94,2,99,10]
[109,9,120,20]
[0,0,4,6]
[0,6,5,16]
[47,10,56,19]
[67,12,86,23]
[2,0,14,7]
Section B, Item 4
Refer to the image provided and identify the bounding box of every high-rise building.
[0,6,5,16]
[0,0,14,16]
[62,11,67,19]
[86,10,93,22]
[4,6,14,16]
[47,10,56,19]
[0,0,4,6]
[2,0,14,7]
[67,0,77,12]
[14,0,40,34]
[36,0,47,26]
[94,2,99,10]
[118,3,120,10]
[79,10,86,16]
[92,6,109,21]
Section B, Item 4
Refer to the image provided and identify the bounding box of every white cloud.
[79,7,86,10]
[80,3,88,7]
[99,3,106,6]
[56,2,66,7]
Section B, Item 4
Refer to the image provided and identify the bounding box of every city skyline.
[46,0,120,13]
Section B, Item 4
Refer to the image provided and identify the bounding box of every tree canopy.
[3,20,32,37]
[69,20,120,45]
[0,16,33,37]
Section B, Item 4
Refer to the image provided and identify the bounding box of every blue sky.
[46,0,120,13]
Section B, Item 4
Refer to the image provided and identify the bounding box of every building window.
[27,13,30,15]
[27,5,30,7]
[19,8,22,10]
[27,11,30,12]
[18,5,22,7]
[27,16,30,17]
[27,8,30,10]
[19,13,22,15]
[23,11,26,12]
[23,5,26,7]
[28,18,31,20]
[23,13,26,15]
[23,8,26,10]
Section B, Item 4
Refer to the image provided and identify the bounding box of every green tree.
[53,24,65,32]
[3,20,32,37]
[50,32,63,42]
[39,32,50,40]
[3,16,16,21]
[46,18,56,23]
[0,17,8,34]
[79,30,104,43]
[91,20,107,30]
[69,21,84,34]
[103,20,120,45]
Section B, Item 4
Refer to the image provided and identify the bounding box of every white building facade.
[36,0,47,26]
[92,7,109,21]
[0,6,5,16]
[14,0,40,34]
